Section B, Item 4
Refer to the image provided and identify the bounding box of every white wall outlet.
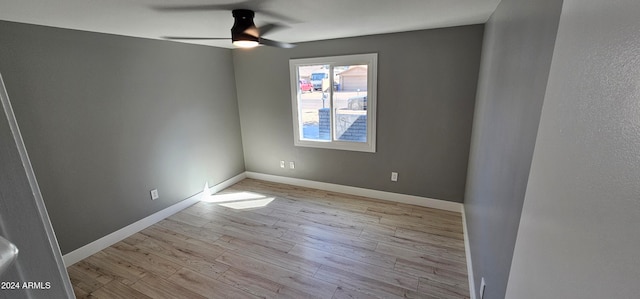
[150,189,159,200]
[480,277,486,299]
[289,161,295,169]
[280,160,285,168]
[391,172,398,182]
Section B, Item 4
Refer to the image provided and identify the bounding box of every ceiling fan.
[156,1,296,49]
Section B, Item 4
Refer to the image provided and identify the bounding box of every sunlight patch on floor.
[200,184,274,210]
[202,191,265,203]
[218,197,274,209]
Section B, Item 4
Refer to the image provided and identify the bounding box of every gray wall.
[234,26,483,202]
[463,0,563,298]
[0,21,245,254]
[506,0,640,297]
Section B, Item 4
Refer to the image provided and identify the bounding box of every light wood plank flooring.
[68,179,469,299]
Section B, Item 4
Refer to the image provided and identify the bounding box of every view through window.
[289,54,377,152]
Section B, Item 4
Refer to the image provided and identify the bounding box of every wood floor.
[68,179,469,299]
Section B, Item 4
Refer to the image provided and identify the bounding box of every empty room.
[0,0,638,298]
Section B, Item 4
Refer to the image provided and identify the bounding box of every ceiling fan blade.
[259,38,296,49]
[153,0,299,24]
[257,9,301,24]
[154,5,225,11]
[257,23,287,36]
[163,36,230,40]
[154,2,246,12]
[153,0,261,12]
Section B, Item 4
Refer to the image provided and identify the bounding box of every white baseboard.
[245,172,463,212]
[461,206,476,299]
[62,172,247,267]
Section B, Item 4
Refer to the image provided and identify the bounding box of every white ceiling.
[0,0,500,49]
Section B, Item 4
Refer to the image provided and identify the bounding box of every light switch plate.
[150,189,159,200]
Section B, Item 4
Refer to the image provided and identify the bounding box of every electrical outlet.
[480,277,486,299]
[150,189,159,200]
[289,161,295,169]
[280,160,285,168]
[391,172,398,182]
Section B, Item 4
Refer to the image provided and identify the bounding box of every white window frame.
[289,53,377,153]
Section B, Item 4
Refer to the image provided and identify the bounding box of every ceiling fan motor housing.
[231,9,259,43]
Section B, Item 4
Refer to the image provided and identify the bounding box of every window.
[289,53,377,152]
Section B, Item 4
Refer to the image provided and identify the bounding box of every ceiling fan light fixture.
[233,40,259,48]
[231,9,260,48]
